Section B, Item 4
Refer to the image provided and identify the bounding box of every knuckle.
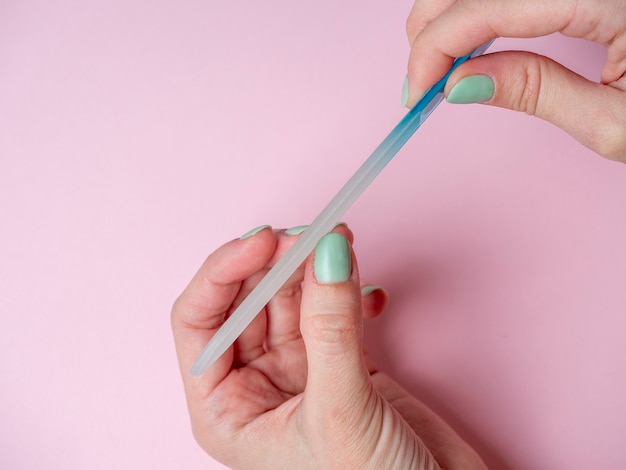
[406,15,416,40]
[170,295,184,328]
[459,0,486,23]
[304,312,360,347]
[516,56,544,116]
[405,3,422,41]
[171,294,227,331]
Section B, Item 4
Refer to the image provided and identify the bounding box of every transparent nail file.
[190,40,494,376]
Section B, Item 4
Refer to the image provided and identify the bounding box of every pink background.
[2,1,625,469]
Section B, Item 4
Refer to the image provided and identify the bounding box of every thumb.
[299,233,372,413]
[444,51,626,163]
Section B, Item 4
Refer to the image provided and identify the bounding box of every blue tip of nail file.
[190,40,494,376]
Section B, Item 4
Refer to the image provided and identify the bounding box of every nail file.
[190,40,494,376]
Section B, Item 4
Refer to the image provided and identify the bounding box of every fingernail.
[401,75,409,107]
[446,75,494,104]
[285,225,308,236]
[314,233,351,283]
[240,224,271,239]
[361,285,384,296]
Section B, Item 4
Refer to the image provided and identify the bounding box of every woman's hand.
[171,225,485,469]
[404,0,626,162]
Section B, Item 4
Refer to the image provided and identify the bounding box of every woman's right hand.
[404,0,626,162]
[172,225,486,469]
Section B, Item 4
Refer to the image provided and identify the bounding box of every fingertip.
[406,43,455,108]
[313,233,353,284]
[361,285,389,319]
[283,225,308,236]
[331,222,354,245]
[239,224,272,240]
[281,222,354,243]
[401,75,410,108]
[178,227,278,314]
[445,73,495,104]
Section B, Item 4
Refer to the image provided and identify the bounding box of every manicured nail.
[361,285,384,296]
[240,225,271,239]
[401,75,409,107]
[285,225,308,236]
[314,233,351,283]
[446,75,494,104]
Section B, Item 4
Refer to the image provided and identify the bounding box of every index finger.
[171,227,277,392]
[406,0,456,44]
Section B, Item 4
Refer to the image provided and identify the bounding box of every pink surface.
[1,1,625,469]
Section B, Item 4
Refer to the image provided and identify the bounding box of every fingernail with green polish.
[401,75,409,107]
[314,233,351,283]
[447,75,494,104]
[240,224,271,239]
[361,285,383,296]
[285,225,308,236]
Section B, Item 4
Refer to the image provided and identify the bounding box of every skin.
[405,0,626,162]
[171,3,626,466]
[171,226,486,469]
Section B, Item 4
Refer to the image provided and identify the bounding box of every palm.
[213,269,404,432]
[216,337,307,424]
[216,296,480,470]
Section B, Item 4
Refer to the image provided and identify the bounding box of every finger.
[444,51,626,162]
[234,233,303,362]
[232,296,268,366]
[359,282,388,375]
[265,223,355,350]
[360,283,389,319]
[299,233,372,421]
[405,0,457,45]
[265,274,303,350]
[603,31,626,84]
[405,0,626,107]
[171,226,276,391]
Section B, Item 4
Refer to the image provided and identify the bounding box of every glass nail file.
[190,40,494,376]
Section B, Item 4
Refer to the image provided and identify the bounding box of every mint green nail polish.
[447,75,494,104]
[285,225,308,236]
[314,233,351,283]
[401,75,409,107]
[361,285,383,296]
[240,225,271,239]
